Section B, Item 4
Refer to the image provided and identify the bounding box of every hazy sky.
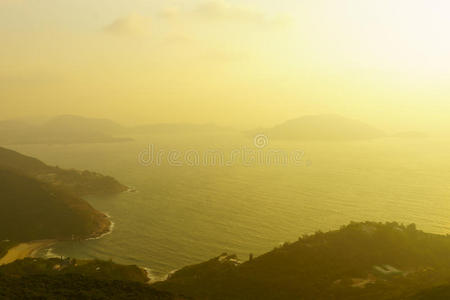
[1,0,450,131]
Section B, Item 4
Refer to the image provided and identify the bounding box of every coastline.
[0,212,114,266]
[86,212,115,241]
[44,211,115,259]
[0,240,56,266]
[0,215,152,284]
[145,268,177,284]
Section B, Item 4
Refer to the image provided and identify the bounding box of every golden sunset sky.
[1,0,450,131]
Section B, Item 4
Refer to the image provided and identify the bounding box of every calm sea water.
[9,134,450,279]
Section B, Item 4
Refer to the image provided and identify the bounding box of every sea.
[9,133,450,280]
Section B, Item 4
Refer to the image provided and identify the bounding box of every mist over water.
[10,134,450,278]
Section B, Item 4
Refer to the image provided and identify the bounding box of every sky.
[1,0,450,132]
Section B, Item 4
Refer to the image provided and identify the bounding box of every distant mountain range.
[0,115,233,145]
[391,131,429,139]
[0,114,431,145]
[0,115,131,145]
[131,122,232,135]
[44,115,127,135]
[249,114,386,141]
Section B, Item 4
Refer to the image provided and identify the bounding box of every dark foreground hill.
[0,258,149,283]
[0,146,127,196]
[0,258,187,299]
[0,273,183,300]
[0,169,110,241]
[154,222,450,300]
[411,285,450,299]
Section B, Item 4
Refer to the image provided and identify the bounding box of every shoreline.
[0,212,114,266]
[86,212,115,241]
[0,240,57,266]
[0,212,157,284]
[142,266,179,284]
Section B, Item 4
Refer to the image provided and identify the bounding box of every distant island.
[131,122,232,135]
[249,114,386,141]
[0,115,233,145]
[2,114,415,145]
[391,131,429,139]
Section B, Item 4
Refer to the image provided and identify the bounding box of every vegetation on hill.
[0,258,149,283]
[0,240,17,260]
[0,258,187,299]
[0,146,127,196]
[154,222,450,299]
[0,273,183,300]
[0,169,110,241]
[411,285,450,299]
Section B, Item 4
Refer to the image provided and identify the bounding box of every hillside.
[0,169,110,241]
[0,273,183,299]
[411,285,450,299]
[0,146,127,196]
[251,115,385,141]
[0,258,149,283]
[0,258,187,299]
[154,222,450,299]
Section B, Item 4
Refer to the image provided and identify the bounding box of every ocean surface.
[9,134,450,279]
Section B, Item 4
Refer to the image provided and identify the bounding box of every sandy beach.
[0,240,56,266]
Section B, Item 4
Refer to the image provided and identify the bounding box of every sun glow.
[1,0,450,130]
